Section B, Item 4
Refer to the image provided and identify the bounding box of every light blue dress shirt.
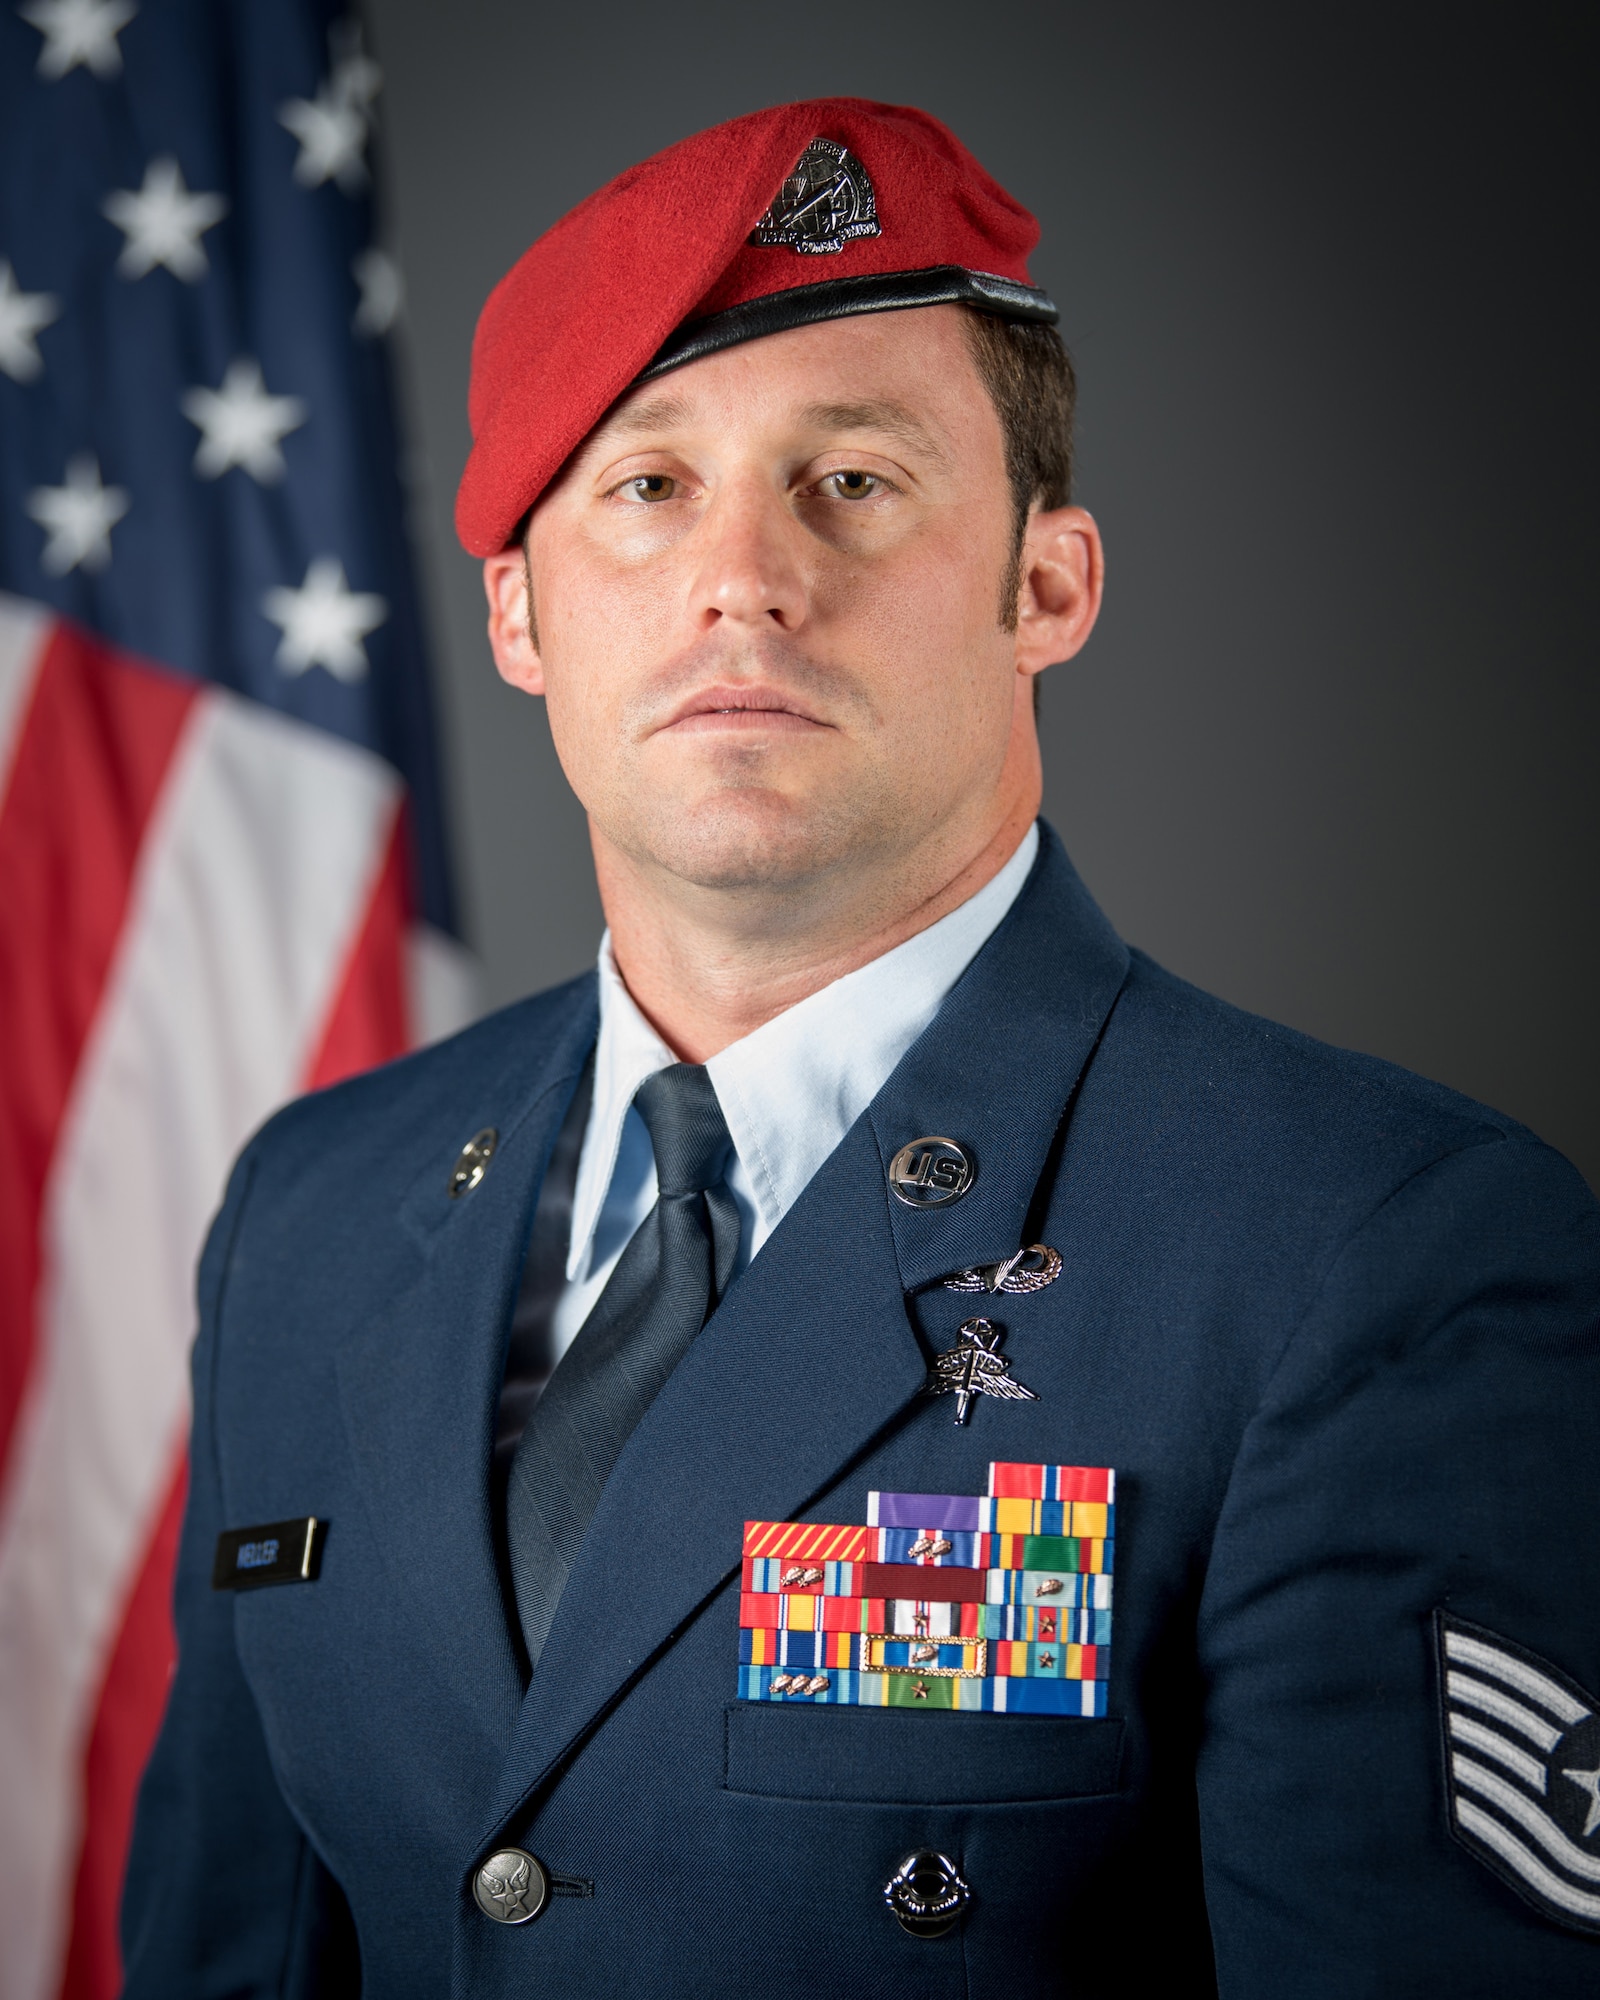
[550,822,1039,1365]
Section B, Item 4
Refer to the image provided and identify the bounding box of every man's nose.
[685,482,808,633]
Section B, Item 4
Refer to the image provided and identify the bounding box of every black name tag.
[212,1517,322,1591]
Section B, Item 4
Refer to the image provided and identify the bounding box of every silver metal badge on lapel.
[923,1317,1038,1425]
[889,1136,975,1208]
[751,137,881,255]
[447,1126,497,1198]
[944,1243,1063,1295]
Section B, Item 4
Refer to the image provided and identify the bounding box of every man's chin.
[620,788,887,896]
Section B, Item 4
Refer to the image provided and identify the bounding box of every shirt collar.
[564,942,677,1282]
[565,821,1039,1283]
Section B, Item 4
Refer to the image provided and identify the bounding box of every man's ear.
[1014,504,1104,678]
[483,549,544,695]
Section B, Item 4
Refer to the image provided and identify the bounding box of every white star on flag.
[181,358,308,482]
[0,260,60,382]
[327,17,382,112]
[25,454,130,574]
[279,86,367,193]
[262,558,387,682]
[279,25,382,195]
[19,0,136,79]
[352,247,402,337]
[102,156,227,282]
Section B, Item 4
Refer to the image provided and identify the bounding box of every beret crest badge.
[751,137,881,254]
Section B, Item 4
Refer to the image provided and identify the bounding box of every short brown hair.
[961,310,1077,639]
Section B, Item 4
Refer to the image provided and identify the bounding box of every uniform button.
[883,1848,970,1936]
[473,1847,549,1924]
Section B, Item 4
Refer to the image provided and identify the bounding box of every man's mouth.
[655,684,829,735]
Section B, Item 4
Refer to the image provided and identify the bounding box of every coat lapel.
[481,825,1131,1836]
[871,822,1130,1290]
[482,1114,922,1833]
[334,986,597,1744]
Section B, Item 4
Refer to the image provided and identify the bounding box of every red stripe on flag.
[304,799,411,1089]
[55,1452,187,2000]
[47,802,414,1998]
[0,621,196,1469]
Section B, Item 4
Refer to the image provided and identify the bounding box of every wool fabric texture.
[455,97,1045,556]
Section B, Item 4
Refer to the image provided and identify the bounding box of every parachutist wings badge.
[923,1318,1038,1425]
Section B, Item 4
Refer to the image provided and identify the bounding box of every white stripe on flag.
[406,919,479,1046]
[0,593,50,807]
[0,686,400,2000]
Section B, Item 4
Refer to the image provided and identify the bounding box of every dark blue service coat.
[123,826,1600,1996]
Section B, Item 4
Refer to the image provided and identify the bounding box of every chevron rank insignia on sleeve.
[1437,1610,1600,1934]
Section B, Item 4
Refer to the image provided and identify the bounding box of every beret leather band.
[638,266,1059,383]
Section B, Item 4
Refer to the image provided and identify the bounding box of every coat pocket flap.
[723,1705,1123,1804]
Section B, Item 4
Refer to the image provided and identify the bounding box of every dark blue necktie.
[506,1062,739,1671]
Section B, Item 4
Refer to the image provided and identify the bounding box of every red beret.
[455,97,1056,557]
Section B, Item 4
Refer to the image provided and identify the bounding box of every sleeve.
[120,1142,359,1999]
[1196,1130,1600,1996]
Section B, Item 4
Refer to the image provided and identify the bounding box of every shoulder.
[1076,946,1595,1262]
[232,969,597,1210]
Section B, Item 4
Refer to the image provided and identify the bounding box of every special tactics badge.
[750,137,880,255]
[1437,1611,1600,1934]
[922,1317,1038,1425]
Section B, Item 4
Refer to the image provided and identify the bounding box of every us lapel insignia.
[1437,1611,1600,1934]
[736,1463,1115,1716]
[888,1135,975,1208]
[923,1317,1038,1424]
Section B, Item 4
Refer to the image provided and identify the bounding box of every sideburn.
[522,537,540,652]
[999,519,1024,635]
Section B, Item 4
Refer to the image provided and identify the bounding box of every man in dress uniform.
[124,100,1600,1997]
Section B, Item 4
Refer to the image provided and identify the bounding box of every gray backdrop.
[365,0,1598,1189]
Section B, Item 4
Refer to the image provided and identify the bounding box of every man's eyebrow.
[592,392,949,459]
[599,393,697,439]
[796,400,949,462]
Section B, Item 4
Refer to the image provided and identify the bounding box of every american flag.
[0,5,468,1994]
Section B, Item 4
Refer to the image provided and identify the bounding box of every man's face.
[486,305,1095,903]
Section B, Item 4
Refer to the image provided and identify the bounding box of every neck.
[595,782,1039,1065]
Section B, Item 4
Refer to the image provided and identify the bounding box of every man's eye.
[821,470,882,500]
[620,474,677,503]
